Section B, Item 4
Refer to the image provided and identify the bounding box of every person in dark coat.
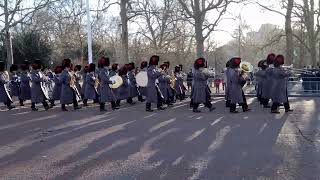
[229,57,250,113]
[60,58,81,111]
[261,53,276,108]
[186,69,193,91]
[270,55,293,113]
[158,63,173,106]
[81,65,89,98]
[191,58,215,113]
[30,60,51,111]
[174,65,186,101]
[224,60,231,107]
[117,65,130,103]
[98,57,118,111]
[126,62,138,104]
[0,61,15,110]
[49,66,63,106]
[137,61,148,102]
[110,63,120,107]
[83,63,99,106]
[74,65,82,96]
[19,61,31,106]
[146,55,165,112]
[255,60,268,104]
[9,64,20,100]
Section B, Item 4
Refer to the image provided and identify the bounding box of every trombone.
[282,65,316,75]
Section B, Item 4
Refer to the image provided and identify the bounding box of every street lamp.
[86,0,93,64]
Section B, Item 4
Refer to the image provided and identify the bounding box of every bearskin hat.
[179,64,183,71]
[84,64,90,73]
[74,65,82,72]
[174,65,181,73]
[274,55,285,67]
[118,65,128,76]
[0,61,5,72]
[164,61,170,68]
[140,61,148,69]
[149,55,160,66]
[54,66,63,74]
[266,53,276,65]
[159,63,168,70]
[62,58,72,68]
[98,57,110,67]
[89,63,96,72]
[230,57,241,68]
[194,58,206,69]
[32,60,42,70]
[112,63,118,71]
[128,62,135,71]
[10,64,19,72]
[226,60,231,68]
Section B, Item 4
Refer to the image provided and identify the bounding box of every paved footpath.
[0,97,319,180]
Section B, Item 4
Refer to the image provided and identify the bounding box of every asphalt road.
[0,97,319,180]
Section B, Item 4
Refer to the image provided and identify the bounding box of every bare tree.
[177,0,238,58]
[0,0,57,67]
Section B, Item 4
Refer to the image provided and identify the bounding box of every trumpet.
[282,66,316,75]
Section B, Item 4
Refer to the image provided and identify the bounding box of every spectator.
[214,78,221,93]
[186,69,193,91]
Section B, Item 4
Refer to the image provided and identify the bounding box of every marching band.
[0,53,293,114]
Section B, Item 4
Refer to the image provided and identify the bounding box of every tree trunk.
[4,0,14,68]
[285,0,294,66]
[120,0,129,63]
[195,20,204,58]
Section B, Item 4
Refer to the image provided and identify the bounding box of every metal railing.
[185,77,320,97]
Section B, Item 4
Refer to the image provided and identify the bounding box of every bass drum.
[109,75,123,89]
[136,71,148,87]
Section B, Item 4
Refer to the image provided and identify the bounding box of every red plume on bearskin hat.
[194,58,206,69]
[140,61,148,69]
[149,55,159,66]
[32,60,42,70]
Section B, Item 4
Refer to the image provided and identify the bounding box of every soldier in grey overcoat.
[83,63,99,106]
[254,60,267,105]
[158,63,173,106]
[98,57,117,111]
[117,65,130,102]
[137,61,148,102]
[191,58,215,113]
[127,62,138,104]
[228,58,250,113]
[110,63,121,107]
[0,61,15,110]
[9,65,20,99]
[270,55,293,113]
[261,53,276,107]
[81,65,89,98]
[146,55,165,112]
[19,62,31,106]
[30,60,50,111]
[49,66,63,106]
[174,66,186,101]
[60,58,81,111]
[74,65,83,96]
